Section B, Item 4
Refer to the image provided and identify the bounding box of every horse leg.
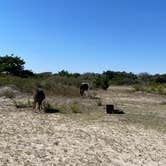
[33,101,37,111]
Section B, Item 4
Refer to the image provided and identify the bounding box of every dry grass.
[98,86,166,133]
[13,99,33,108]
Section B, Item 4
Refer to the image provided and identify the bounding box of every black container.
[106,104,114,114]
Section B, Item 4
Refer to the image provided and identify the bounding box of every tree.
[58,70,70,77]
[155,74,166,83]
[0,54,25,76]
[20,69,34,77]
[93,74,109,90]
[138,72,152,83]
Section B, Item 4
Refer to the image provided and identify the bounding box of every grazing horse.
[33,87,45,111]
[80,83,89,97]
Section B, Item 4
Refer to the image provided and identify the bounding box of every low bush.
[70,101,82,113]
[43,102,59,113]
[96,98,102,106]
[133,83,166,94]
[13,99,33,108]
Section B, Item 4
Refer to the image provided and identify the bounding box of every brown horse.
[80,83,89,97]
[33,88,45,111]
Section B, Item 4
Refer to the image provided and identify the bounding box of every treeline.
[0,55,166,91]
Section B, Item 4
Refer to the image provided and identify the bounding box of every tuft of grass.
[133,84,143,92]
[96,98,102,106]
[43,101,59,113]
[70,101,82,113]
[13,99,33,108]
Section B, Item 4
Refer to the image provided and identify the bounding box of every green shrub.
[96,98,102,106]
[43,102,59,113]
[70,101,82,113]
[133,84,142,91]
[133,83,166,94]
[156,84,165,94]
[13,99,33,108]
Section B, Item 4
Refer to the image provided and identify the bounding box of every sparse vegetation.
[120,112,166,132]
[43,102,59,113]
[0,84,165,166]
[13,99,33,108]
[0,55,166,131]
[1,55,166,95]
[133,83,166,94]
[96,98,102,106]
[70,101,82,113]
[0,89,15,99]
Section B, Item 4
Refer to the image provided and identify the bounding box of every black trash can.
[106,104,114,114]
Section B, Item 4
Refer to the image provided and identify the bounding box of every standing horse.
[33,87,45,111]
[80,83,89,97]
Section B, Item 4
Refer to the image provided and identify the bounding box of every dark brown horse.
[80,83,89,97]
[33,88,45,111]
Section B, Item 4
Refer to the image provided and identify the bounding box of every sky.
[0,0,166,74]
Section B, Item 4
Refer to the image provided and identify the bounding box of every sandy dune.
[0,87,166,166]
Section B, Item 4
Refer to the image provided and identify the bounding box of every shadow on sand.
[44,108,60,114]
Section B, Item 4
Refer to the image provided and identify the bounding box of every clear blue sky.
[0,0,166,74]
